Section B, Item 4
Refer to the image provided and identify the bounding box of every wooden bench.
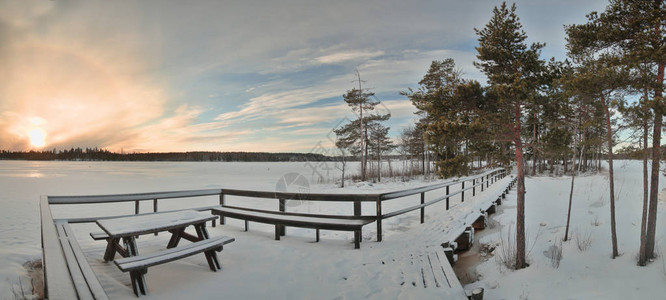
[114,235,234,296]
[211,205,376,249]
[54,222,109,300]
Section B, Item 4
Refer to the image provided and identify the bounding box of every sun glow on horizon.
[28,128,46,148]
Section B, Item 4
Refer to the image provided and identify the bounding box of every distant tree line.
[0,148,334,162]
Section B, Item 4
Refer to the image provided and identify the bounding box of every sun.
[28,128,46,148]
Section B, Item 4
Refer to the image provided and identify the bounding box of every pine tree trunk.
[377,143,381,182]
[564,124,581,242]
[532,111,537,176]
[645,61,664,259]
[639,111,649,265]
[514,101,527,269]
[601,95,619,258]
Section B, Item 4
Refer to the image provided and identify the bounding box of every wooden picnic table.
[96,210,218,261]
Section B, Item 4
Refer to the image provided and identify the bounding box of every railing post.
[135,200,139,215]
[461,181,465,202]
[153,199,159,235]
[420,192,425,224]
[473,178,476,196]
[481,176,484,192]
[486,174,489,188]
[354,200,361,246]
[446,185,450,210]
[279,198,286,236]
[376,196,383,242]
[219,192,225,225]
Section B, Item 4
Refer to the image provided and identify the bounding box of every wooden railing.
[47,167,508,241]
[41,167,509,298]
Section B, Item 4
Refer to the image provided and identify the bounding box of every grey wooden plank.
[379,168,504,200]
[48,189,223,204]
[62,224,109,300]
[97,210,218,238]
[438,247,464,291]
[222,189,379,202]
[56,223,94,300]
[214,206,374,226]
[63,205,222,224]
[40,196,78,300]
[427,252,446,288]
[115,236,235,271]
[417,252,435,288]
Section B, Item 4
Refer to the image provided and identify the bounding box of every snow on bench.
[211,205,376,249]
[114,235,235,297]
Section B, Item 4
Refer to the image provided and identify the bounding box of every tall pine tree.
[474,2,544,269]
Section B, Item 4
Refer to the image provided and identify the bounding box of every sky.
[0,0,608,153]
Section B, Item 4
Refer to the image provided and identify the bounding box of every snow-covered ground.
[466,160,666,299]
[2,160,665,299]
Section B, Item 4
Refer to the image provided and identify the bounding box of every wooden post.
[486,174,489,188]
[354,200,361,247]
[154,199,158,235]
[420,192,425,224]
[279,198,286,236]
[446,185,450,210]
[135,200,139,215]
[461,181,465,202]
[376,197,383,242]
[473,179,476,196]
[481,176,484,192]
[470,288,484,300]
[219,193,225,225]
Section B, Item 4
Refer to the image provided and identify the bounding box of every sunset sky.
[0,0,607,153]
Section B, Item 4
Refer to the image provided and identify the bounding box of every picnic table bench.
[94,210,234,296]
[211,205,376,249]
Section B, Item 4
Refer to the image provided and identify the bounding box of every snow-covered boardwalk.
[41,170,514,299]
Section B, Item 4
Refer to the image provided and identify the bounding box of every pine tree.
[474,2,544,269]
[565,0,665,263]
[335,76,391,181]
[402,59,491,177]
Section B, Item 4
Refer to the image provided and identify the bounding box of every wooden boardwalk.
[400,249,462,289]
[40,169,513,299]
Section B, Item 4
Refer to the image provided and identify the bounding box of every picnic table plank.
[96,210,217,238]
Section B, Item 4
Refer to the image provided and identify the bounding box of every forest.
[0,148,332,162]
[332,0,665,269]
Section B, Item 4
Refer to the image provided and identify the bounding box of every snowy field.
[466,160,666,299]
[2,160,666,299]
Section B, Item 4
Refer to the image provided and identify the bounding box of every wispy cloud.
[315,50,385,64]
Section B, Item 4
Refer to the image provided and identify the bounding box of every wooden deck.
[40,168,513,299]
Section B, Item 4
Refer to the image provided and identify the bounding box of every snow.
[465,160,666,299]
[1,160,665,299]
[97,210,213,236]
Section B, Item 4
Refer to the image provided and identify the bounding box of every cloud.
[108,105,250,152]
[315,50,385,64]
[0,0,610,153]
